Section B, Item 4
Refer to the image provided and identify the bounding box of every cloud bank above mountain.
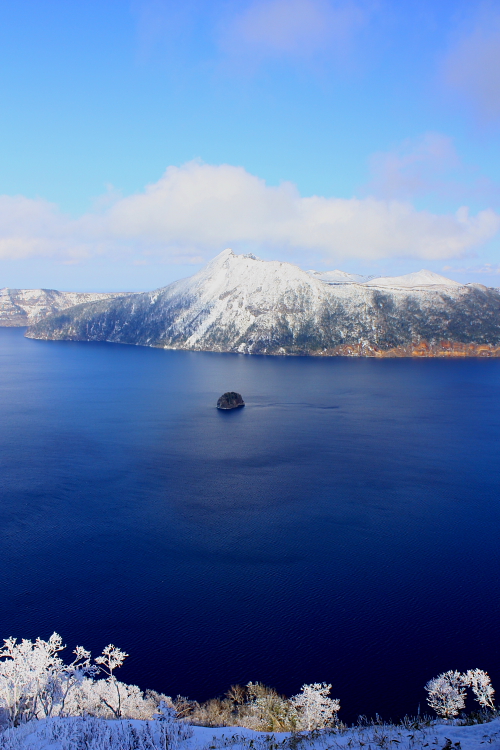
[0,161,498,267]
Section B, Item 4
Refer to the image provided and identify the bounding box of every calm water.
[1,327,500,722]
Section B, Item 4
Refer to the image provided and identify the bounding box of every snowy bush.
[184,682,341,731]
[465,669,495,711]
[243,682,299,732]
[290,683,340,731]
[0,633,97,728]
[425,671,468,718]
[63,676,169,719]
[153,700,194,745]
[425,669,496,718]
[0,633,170,728]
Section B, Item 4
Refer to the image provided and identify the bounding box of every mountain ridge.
[364,269,462,288]
[0,288,129,327]
[25,250,500,357]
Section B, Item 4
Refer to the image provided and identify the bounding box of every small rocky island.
[217,392,245,410]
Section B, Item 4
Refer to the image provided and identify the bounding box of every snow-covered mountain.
[307,268,461,287]
[26,249,500,356]
[0,288,128,326]
[307,269,371,284]
[364,269,462,288]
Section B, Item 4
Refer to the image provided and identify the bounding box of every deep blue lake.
[1,326,500,722]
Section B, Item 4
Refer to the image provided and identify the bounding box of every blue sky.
[0,0,499,291]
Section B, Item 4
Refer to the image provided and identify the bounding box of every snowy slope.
[306,269,370,284]
[0,288,128,326]
[364,269,462,288]
[3,716,500,750]
[26,250,500,355]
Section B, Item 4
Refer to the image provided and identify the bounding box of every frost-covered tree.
[465,669,495,710]
[425,671,467,718]
[290,683,340,730]
[95,644,129,719]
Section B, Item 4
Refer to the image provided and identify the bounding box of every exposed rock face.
[0,288,128,327]
[25,250,500,357]
[217,392,245,410]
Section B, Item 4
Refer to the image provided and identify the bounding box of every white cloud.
[219,0,367,62]
[365,132,500,207]
[366,132,459,200]
[131,0,372,77]
[0,195,94,263]
[441,5,500,121]
[0,161,498,267]
[443,263,500,276]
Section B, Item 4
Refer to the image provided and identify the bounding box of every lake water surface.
[1,327,500,721]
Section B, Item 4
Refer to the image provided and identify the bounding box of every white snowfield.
[308,267,462,288]
[363,269,462,289]
[2,716,500,750]
[0,288,127,326]
[306,270,371,284]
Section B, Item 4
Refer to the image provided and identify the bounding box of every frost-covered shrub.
[0,634,96,728]
[187,683,298,730]
[465,669,495,710]
[425,671,467,718]
[187,682,340,732]
[243,682,299,732]
[63,676,169,719]
[290,683,340,730]
[153,700,194,746]
[190,697,233,727]
[425,669,496,718]
[0,633,166,728]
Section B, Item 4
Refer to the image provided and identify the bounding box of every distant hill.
[0,288,129,327]
[26,250,500,357]
[306,269,371,284]
[364,269,462,288]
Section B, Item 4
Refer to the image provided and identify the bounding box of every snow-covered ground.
[2,717,500,750]
[189,719,500,750]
